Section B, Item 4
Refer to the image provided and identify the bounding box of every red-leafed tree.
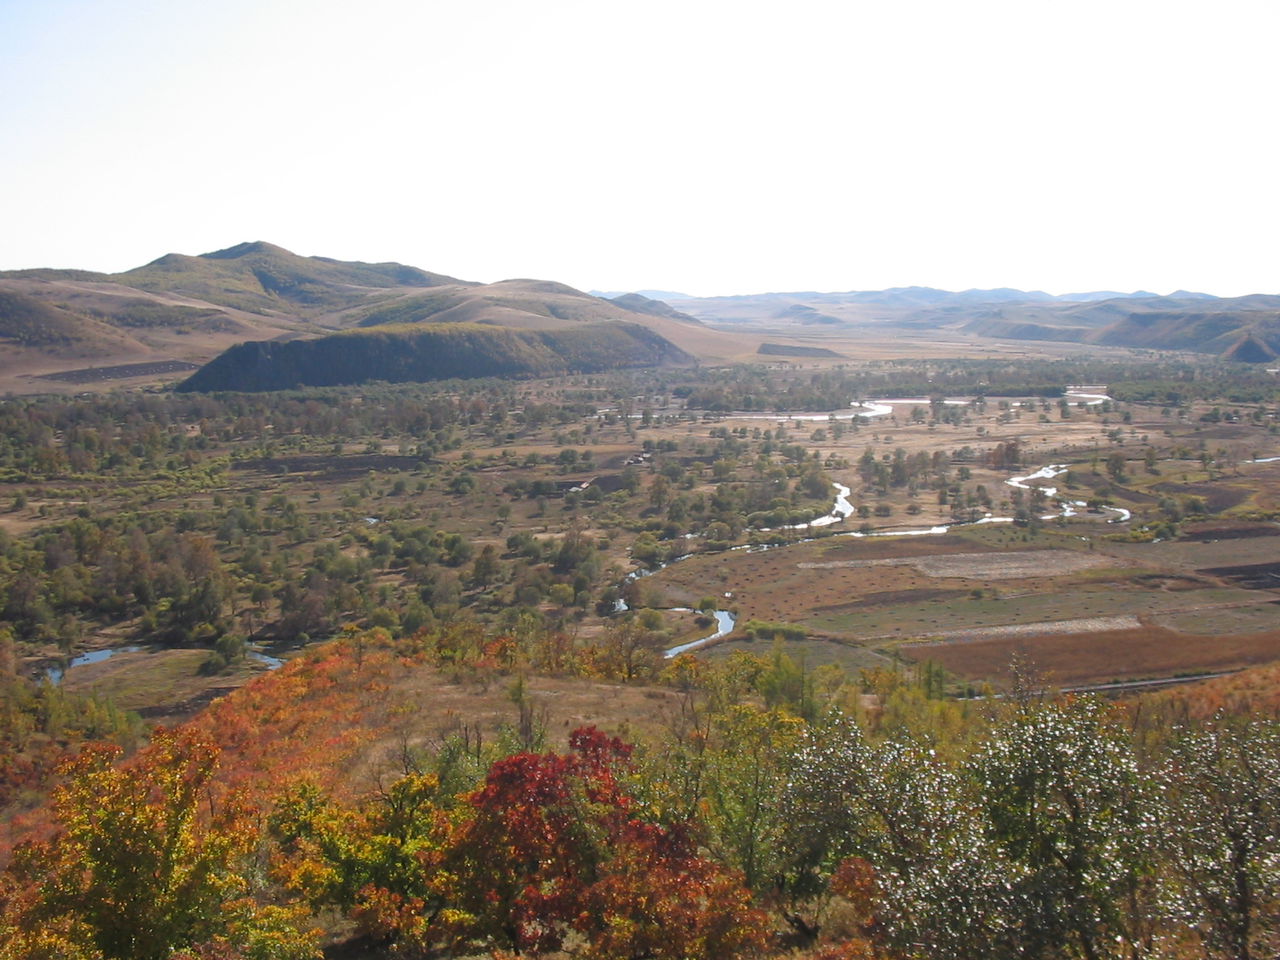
[580,819,770,960]
[450,726,768,958]
[451,727,633,954]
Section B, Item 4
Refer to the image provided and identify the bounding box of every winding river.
[650,387,1138,657]
[52,389,1269,673]
[664,610,739,658]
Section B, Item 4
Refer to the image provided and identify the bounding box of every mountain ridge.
[0,243,739,392]
[4,241,1276,395]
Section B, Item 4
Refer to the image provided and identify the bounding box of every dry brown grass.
[905,623,1280,689]
[57,647,267,724]
[644,534,1122,628]
[799,549,1115,580]
[334,664,692,795]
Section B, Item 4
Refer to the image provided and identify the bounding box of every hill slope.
[353,279,648,330]
[0,289,139,352]
[117,241,470,316]
[669,287,1280,360]
[0,243,742,391]
[177,321,696,392]
[0,241,475,390]
[1090,302,1280,359]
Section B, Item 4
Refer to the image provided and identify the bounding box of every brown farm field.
[640,502,1280,691]
[909,622,1280,690]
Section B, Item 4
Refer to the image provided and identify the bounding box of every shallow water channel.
[642,389,1140,657]
[54,389,1208,675]
[47,643,283,685]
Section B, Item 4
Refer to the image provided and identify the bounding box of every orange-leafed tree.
[0,727,318,960]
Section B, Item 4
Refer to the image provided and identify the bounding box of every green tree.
[470,543,500,587]
[974,697,1158,960]
[697,705,802,891]
[269,774,453,947]
[1161,718,1280,960]
[1106,452,1127,482]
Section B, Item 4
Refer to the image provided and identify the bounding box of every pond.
[45,645,142,685]
[47,642,285,685]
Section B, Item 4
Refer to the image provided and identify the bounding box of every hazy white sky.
[2,0,1277,297]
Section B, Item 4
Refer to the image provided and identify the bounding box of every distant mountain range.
[657,286,1280,362]
[589,289,693,302]
[3,244,1276,396]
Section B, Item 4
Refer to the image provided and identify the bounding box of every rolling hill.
[961,295,1280,360]
[666,287,1280,361]
[353,279,654,331]
[10,241,1274,396]
[0,243,744,392]
[117,241,471,316]
[0,289,138,352]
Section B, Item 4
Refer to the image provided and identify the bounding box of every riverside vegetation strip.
[0,356,1277,958]
[1,359,1278,707]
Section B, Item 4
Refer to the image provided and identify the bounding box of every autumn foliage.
[4,627,1280,960]
[0,728,319,960]
[272,725,769,958]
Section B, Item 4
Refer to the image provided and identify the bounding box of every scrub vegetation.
[0,353,1278,958]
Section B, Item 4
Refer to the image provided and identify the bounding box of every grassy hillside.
[118,240,470,315]
[0,289,139,352]
[178,321,696,391]
[0,276,303,392]
[354,280,673,331]
[0,243,742,391]
[962,295,1280,359]
[1093,308,1280,358]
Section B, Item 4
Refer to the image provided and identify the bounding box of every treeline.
[1110,377,1280,405]
[0,667,142,811]
[0,519,235,647]
[0,381,631,669]
[0,383,605,480]
[0,403,843,678]
[0,495,621,659]
[1,626,1277,960]
[670,359,1279,411]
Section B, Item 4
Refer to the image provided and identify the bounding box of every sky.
[2,0,1278,298]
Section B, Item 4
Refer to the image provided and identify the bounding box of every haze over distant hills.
[589,289,693,302]
[2,242,1277,394]
[652,286,1280,362]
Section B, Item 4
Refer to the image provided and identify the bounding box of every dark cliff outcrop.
[177,322,695,392]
